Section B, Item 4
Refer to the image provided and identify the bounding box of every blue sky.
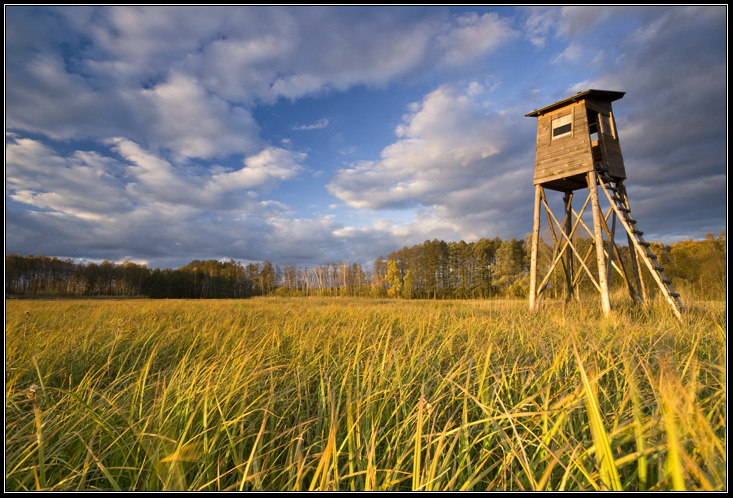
[5,6,727,269]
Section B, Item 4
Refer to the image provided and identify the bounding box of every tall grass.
[5,297,726,491]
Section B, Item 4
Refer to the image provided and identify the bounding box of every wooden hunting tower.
[525,90,683,318]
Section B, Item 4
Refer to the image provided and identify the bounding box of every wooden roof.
[524,89,625,117]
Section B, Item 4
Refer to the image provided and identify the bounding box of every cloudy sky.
[5,6,727,269]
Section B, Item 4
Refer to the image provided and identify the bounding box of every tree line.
[5,232,725,300]
[4,256,374,299]
[379,238,528,299]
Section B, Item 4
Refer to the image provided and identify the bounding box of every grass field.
[5,297,726,491]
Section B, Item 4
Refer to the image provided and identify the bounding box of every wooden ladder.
[593,162,684,319]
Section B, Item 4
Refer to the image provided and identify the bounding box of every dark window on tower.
[587,111,599,142]
[600,113,615,138]
[552,114,572,139]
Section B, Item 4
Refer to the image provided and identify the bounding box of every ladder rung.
[669,292,680,298]
[617,206,630,213]
[646,253,657,259]
[632,229,644,235]
[639,241,650,247]
[654,265,664,272]
[662,279,672,284]
[625,218,637,224]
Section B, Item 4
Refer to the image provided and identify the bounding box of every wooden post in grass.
[588,170,612,315]
[529,185,542,311]
[525,89,683,318]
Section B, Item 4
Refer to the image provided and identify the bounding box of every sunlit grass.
[5,297,726,491]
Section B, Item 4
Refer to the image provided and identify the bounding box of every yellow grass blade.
[573,343,622,491]
[241,411,269,491]
[659,367,686,491]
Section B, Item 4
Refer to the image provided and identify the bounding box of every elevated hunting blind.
[525,90,683,319]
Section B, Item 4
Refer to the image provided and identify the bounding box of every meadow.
[5,296,727,491]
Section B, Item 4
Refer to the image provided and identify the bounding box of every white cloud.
[522,6,561,48]
[106,138,308,209]
[437,12,517,65]
[6,52,121,140]
[108,137,201,205]
[139,72,262,160]
[6,6,520,162]
[551,42,584,64]
[327,83,506,210]
[6,136,130,219]
[70,6,224,84]
[208,147,306,192]
[325,81,541,249]
[6,132,312,266]
[292,118,330,130]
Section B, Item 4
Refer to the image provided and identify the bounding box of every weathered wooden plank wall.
[533,102,594,185]
[532,99,626,186]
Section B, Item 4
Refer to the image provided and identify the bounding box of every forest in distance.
[5,232,726,302]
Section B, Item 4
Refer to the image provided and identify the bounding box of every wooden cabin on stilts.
[525,89,683,319]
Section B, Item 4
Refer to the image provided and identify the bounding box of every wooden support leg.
[529,185,542,311]
[588,172,612,316]
[563,191,574,302]
[542,189,562,299]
